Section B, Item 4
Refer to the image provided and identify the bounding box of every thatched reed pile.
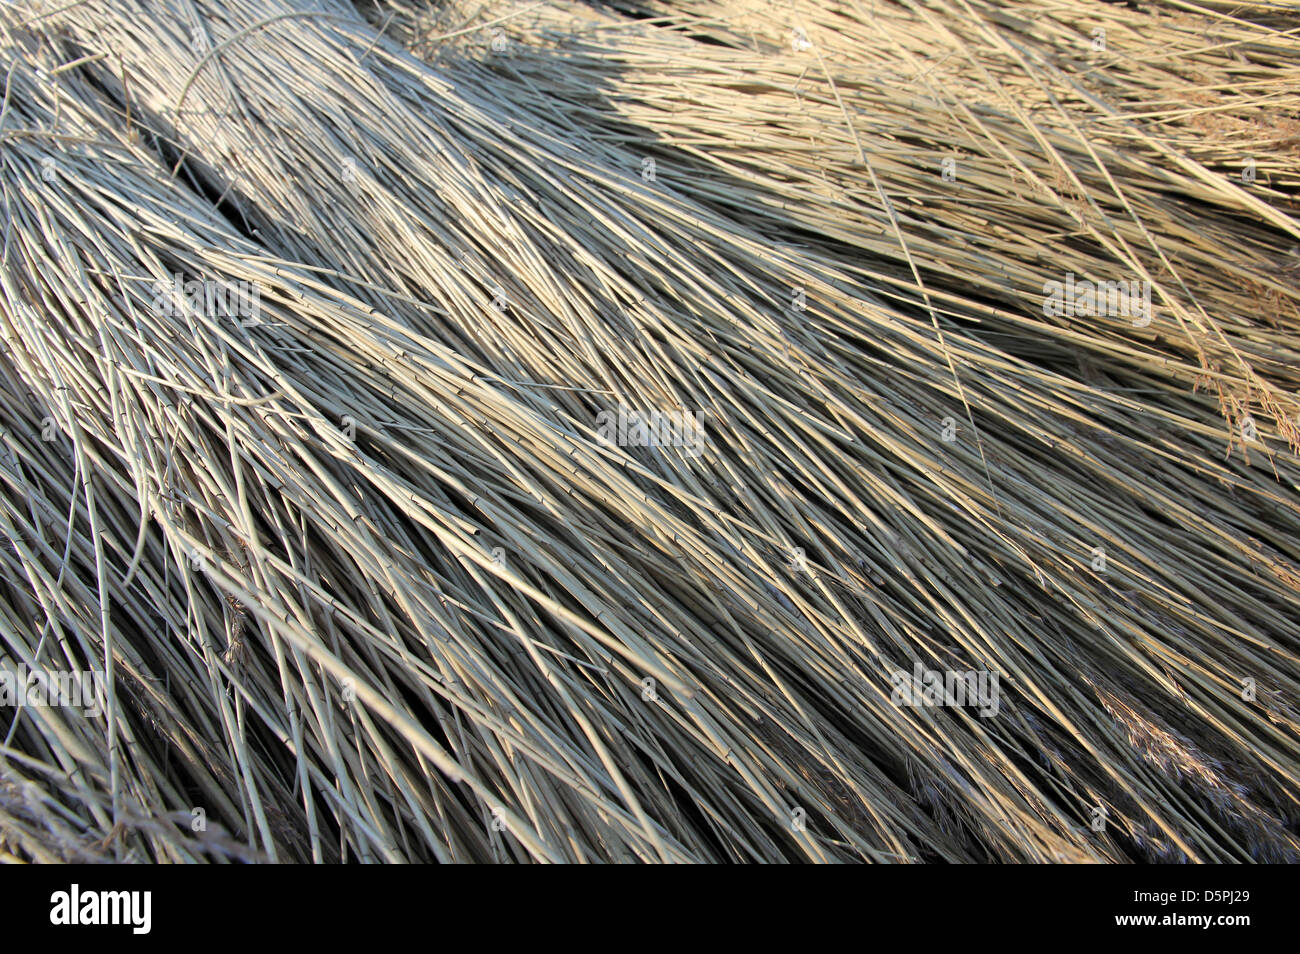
[0,0,1298,862]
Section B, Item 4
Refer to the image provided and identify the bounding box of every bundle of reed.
[398,0,1300,452]
[0,0,1297,863]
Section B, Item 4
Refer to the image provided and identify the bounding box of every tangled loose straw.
[0,0,1298,862]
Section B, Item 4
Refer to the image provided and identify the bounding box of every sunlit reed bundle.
[398,0,1300,449]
